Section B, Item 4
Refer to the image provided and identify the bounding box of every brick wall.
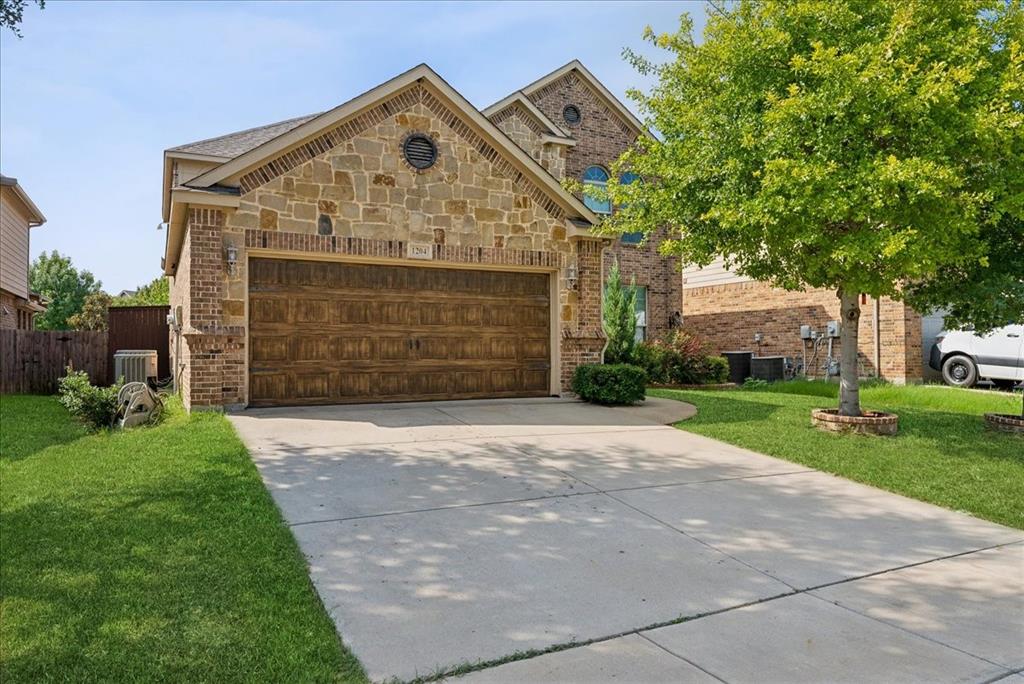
[529,70,682,341]
[528,71,636,182]
[682,280,923,383]
[605,229,682,340]
[169,209,246,410]
[561,237,608,389]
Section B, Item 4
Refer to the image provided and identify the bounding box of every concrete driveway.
[228,398,1024,683]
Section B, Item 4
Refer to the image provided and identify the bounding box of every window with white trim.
[582,166,611,214]
[618,171,643,243]
[627,285,647,341]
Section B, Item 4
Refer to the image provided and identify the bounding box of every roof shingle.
[168,113,321,158]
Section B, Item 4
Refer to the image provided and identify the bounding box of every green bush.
[634,331,728,385]
[58,368,121,431]
[701,355,729,384]
[571,364,647,405]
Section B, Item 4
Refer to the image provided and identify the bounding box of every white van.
[929,324,1023,388]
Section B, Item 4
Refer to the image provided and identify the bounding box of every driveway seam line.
[635,632,730,683]
[593,485,801,590]
[285,490,602,527]
[804,590,1017,672]
[425,541,1022,683]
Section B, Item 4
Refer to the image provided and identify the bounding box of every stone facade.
[681,280,924,383]
[169,81,608,410]
[490,105,568,180]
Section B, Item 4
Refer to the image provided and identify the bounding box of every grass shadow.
[1,396,366,682]
[0,395,88,462]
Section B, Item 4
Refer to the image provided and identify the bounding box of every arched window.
[582,166,611,214]
[618,171,643,244]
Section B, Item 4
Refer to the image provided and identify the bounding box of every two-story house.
[161,61,679,410]
[0,175,46,330]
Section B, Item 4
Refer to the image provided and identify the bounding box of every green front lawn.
[650,382,1024,529]
[0,395,366,683]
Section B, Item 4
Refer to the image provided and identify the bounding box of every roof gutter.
[162,188,240,275]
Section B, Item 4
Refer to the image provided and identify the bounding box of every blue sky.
[0,1,707,293]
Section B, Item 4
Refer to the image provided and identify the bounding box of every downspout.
[873,297,881,378]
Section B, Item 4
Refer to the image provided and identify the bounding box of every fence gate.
[0,330,108,394]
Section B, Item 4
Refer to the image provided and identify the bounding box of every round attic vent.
[562,105,582,125]
[403,133,438,170]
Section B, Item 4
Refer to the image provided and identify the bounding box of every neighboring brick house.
[162,62,664,410]
[681,259,926,383]
[0,175,46,330]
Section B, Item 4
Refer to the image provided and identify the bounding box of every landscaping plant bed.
[984,413,1024,435]
[811,408,899,436]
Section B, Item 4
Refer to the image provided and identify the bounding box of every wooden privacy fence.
[0,330,108,394]
[107,306,170,384]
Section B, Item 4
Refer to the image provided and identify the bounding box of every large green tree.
[113,276,169,307]
[29,251,102,330]
[601,0,1023,416]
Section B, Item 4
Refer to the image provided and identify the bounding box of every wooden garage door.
[248,258,551,407]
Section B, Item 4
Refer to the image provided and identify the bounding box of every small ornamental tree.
[69,292,112,331]
[600,0,1024,417]
[603,260,638,364]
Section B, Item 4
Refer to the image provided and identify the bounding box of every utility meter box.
[799,325,812,340]
[826,320,841,338]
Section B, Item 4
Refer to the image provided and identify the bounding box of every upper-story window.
[618,171,643,243]
[582,166,611,214]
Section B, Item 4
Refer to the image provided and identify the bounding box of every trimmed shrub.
[698,355,730,384]
[58,368,121,431]
[634,331,729,385]
[572,364,647,405]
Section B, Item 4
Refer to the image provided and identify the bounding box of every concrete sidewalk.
[228,398,1023,683]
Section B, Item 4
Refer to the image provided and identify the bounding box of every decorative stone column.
[560,236,608,391]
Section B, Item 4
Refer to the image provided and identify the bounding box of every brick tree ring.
[811,408,899,436]
[984,412,1024,435]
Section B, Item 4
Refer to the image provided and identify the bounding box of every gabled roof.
[0,174,46,226]
[168,113,321,159]
[482,91,574,141]
[518,60,650,138]
[181,64,597,224]
[163,64,600,275]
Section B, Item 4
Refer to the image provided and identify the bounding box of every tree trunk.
[838,288,862,417]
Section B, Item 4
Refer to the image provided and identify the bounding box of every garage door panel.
[251,336,289,362]
[490,369,519,393]
[523,369,548,390]
[294,299,330,324]
[334,337,373,361]
[336,301,371,325]
[522,338,549,360]
[250,372,289,403]
[489,338,518,360]
[249,258,551,407]
[338,372,371,398]
[294,373,330,401]
[294,336,331,362]
[251,298,289,324]
[378,337,414,361]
